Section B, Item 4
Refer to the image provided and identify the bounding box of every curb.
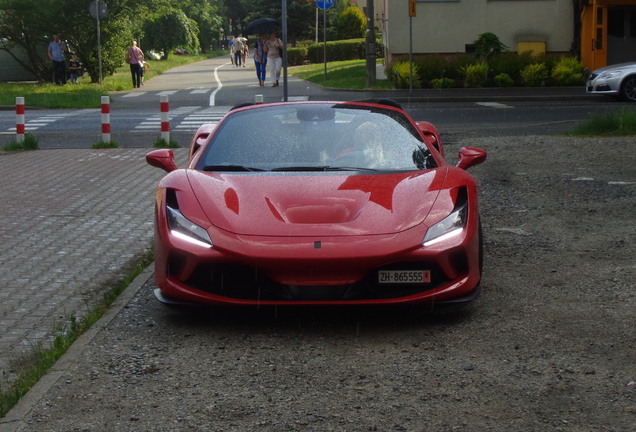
[0,265,155,432]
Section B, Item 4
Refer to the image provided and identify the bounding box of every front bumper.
[586,75,620,95]
[153,225,482,306]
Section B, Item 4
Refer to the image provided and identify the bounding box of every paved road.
[1,54,612,149]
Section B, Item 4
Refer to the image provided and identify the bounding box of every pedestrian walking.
[126,40,144,88]
[47,33,68,85]
[254,34,268,86]
[242,39,248,67]
[233,38,243,67]
[266,31,283,87]
[228,37,235,65]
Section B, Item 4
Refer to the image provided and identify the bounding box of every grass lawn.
[564,107,636,136]
[289,59,393,90]
[0,51,226,109]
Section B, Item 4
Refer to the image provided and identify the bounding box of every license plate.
[378,270,431,284]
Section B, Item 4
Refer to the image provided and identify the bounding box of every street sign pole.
[89,0,107,86]
[316,0,333,81]
[366,0,375,87]
[282,0,288,101]
[409,0,416,94]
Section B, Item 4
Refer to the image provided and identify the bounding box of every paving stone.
[0,147,188,380]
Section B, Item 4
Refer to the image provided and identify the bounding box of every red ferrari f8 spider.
[146,99,487,307]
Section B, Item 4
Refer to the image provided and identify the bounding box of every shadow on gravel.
[155,300,478,336]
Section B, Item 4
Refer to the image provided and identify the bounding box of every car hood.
[592,62,636,74]
[186,170,447,236]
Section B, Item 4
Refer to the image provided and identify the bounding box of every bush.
[391,62,421,89]
[307,38,383,63]
[551,57,585,86]
[474,32,508,59]
[494,73,514,87]
[431,78,455,89]
[414,54,449,82]
[462,61,489,87]
[488,52,535,80]
[287,46,308,66]
[520,63,548,87]
[446,56,476,80]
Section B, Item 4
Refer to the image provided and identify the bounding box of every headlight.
[167,206,213,248]
[423,202,467,247]
[598,71,623,80]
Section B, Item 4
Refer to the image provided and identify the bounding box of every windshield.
[196,103,438,172]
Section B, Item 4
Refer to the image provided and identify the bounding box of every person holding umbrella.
[266,31,283,87]
[254,34,268,86]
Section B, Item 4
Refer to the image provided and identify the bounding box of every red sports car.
[146,99,487,307]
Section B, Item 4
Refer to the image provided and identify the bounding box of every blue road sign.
[316,0,334,9]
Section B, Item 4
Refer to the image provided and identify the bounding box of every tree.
[0,0,141,83]
[143,9,199,59]
[334,5,365,40]
[177,0,224,53]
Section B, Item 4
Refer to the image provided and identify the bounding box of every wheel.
[619,75,636,102]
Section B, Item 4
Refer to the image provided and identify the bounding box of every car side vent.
[166,188,179,210]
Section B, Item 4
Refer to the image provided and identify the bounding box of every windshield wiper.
[270,166,379,172]
[202,165,266,172]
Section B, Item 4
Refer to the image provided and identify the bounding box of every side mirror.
[146,149,178,173]
[456,147,487,170]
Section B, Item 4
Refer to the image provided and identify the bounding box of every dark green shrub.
[488,52,535,80]
[287,46,308,66]
[494,73,514,87]
[445,56,476,80]
[474,32,508,58]
[431,78,455,89]
[391,62,421,89]
[414,54,449,81]
[520,63,548,87]
[306,38,383,63]
[462,61,488,87]
[551,57,585,86]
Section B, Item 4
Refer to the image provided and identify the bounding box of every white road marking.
[210,63,231,106]
[122,92,147,98]
[476,102,513,109]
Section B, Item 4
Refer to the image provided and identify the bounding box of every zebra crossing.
[132,106,231,132]
[1,106,231,135]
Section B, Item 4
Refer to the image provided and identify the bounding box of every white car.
[586,62,636,102]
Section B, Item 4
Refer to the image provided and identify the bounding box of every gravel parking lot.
[11,135,636,432]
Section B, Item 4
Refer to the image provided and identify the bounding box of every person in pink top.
[126,40,144,88]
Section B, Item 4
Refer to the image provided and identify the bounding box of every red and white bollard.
[255,94,264,104]
[160,95,170,142]
[101,96,111,142]
[15,97,25,143]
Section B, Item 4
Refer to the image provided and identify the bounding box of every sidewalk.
[0,148,187,432]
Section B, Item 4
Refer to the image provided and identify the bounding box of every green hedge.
[306,38,384,64]
[386,53,586,89]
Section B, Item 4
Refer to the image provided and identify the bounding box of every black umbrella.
[243,18,279,36]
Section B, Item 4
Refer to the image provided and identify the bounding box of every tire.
[619,75,636,102]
